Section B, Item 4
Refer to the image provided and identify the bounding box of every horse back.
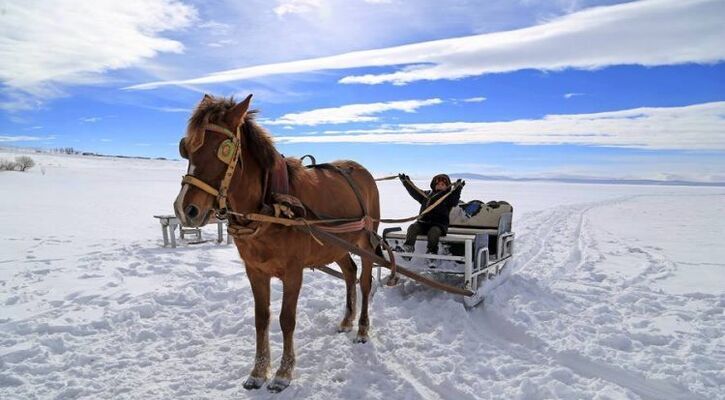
[289,159,380,222]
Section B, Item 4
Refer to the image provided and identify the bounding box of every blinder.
[179,137,189,159]
[217,139,236,165]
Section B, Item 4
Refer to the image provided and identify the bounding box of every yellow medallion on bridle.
[217,139,236,165]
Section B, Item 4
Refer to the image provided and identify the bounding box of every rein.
[223,180,463,229]
[180,127,463,288]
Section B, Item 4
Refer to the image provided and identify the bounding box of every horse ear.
[201,93,213,104]
[227,94,253,129]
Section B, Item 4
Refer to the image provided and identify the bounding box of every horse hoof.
[242,376,266,390]
[354,335,368,344]
[385,275,399,287]
[267,377,290,393]
[337,324,353,333]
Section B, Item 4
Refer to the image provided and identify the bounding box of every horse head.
[174,93,253,227]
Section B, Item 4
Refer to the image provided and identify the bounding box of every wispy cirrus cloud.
[0,135,55,142]
[274,0,322,17]
[564,92,584,99]
[128,0,725,90]
[275,101,725,151]
[266,98,442,125]
[154,107,190,113]
[0,0,197,110]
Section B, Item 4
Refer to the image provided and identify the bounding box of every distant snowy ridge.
[450,173,725,187]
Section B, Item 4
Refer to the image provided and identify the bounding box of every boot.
[426,250,437,269]
[402,244,414,261]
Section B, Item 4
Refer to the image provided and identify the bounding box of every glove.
[398,173,409,181]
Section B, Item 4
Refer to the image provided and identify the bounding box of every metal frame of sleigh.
[380,200,514,308]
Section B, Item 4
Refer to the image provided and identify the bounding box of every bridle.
[180,122,243,219]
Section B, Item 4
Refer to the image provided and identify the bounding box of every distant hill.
[450,173,725,188]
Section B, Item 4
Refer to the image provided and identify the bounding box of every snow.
[1,149,723,399]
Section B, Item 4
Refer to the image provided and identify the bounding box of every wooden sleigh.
[380,200,515,308]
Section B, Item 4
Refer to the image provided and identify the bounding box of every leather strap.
[217,124,242,211]
[206,123,235,138]
[182,174,220,197]
[300,225,474,297]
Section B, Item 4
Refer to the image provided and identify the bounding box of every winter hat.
[429,174,451,190]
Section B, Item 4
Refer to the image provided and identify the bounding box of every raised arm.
[446,180,465,207]
[399,174,428,205]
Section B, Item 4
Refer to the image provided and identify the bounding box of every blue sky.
[1,0,724,181]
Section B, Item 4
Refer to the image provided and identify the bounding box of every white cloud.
[127,0,725,90]
[154,107,190,113]
[0,135,55,142]
[80,117,102,123]
[206,39,235,48]
[0,0,197,109]
[197,20,232,36]
[274,0,323,17]
[564,92,584,99]
[267,98,442,125]
[274,101,725,151]
[462,97,487,103]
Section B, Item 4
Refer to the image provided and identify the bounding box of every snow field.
[1,150,723,399]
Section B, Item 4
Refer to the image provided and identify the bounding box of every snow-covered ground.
[1,149,723,399]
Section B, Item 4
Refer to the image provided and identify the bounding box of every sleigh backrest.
[449,200,513,233]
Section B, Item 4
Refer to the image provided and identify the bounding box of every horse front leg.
[336,255,357,333]
[356,257,373,343]
[267,267,303,392]
[243,267,271,390]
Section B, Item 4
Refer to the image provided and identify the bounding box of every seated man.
[399,173,465,267]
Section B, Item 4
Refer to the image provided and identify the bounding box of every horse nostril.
[185,205,199,219]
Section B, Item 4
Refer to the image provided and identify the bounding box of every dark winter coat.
[401,174,462,233]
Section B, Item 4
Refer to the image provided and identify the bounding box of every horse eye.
[179,137,189,159]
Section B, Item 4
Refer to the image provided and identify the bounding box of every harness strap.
[311,163,368,217]
[267,155,290,199]
[217,125,242,211]
[300,225,474,296]
[206,123,235,138]
[227,210,361,227]
[183,174,220,197]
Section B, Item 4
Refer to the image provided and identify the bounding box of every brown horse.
[173,94,380,392]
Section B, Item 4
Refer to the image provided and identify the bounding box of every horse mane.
[186,95,279,171]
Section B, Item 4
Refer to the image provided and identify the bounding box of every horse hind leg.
[356,256,373,343]
[336,254,357,333]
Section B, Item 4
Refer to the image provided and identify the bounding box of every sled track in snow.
[482,194,722,400]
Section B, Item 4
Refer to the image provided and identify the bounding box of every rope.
[225,179,462,232]
[379,180,462,223]
[374,175,399,181]
[222,171,473,296]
